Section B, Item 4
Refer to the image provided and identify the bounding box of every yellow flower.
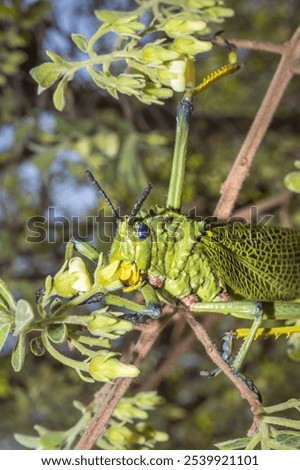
[53,257,92,298]
[158,60,187,92]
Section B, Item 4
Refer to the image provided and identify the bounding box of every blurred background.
[0,0,300,449]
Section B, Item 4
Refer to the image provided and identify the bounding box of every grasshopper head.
[86,170,153,274]
[109,181,154,271]
[109,214,152,271]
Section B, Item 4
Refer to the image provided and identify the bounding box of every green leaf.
[46,324,68,343]
[284,171,300,193]
[53,77,69,111]
[71,33,89,52]
[45,50,67,65]
[37,84,47,95]
[0,278,16,310]
[40,431,66,450]
[87,66,115,91]
[30,336,45,356]
[30,62,62,88]
[275,430,300,448]
[11,334,26,372]
[14,433,41,449]
[49,298,63,314]
[14,299,34,336]
[0,323,11,352]
[216,437,251,450]
[95,10,137,24]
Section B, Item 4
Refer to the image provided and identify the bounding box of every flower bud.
[88,312,133,337]
[163,17,206,38]
[173,36,212,55]
[142,44,179,66]
[89,354,140,382]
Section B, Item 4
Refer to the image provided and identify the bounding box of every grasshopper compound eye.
[137,222,150,240]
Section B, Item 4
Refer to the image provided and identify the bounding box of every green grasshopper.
[83,64,300,388]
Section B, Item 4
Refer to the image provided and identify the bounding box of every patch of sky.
[38,111,56,134]
[49,150,99,218]
[0,124,15,152]
[18,161,42,203]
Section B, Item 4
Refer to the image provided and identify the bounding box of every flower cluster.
[30,1,234,108]
[0,238,145,383]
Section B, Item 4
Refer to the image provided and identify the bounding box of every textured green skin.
[109,205,300,304]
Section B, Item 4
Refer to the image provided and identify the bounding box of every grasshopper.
[81,64,300,388]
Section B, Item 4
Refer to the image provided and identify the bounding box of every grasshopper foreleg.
[200,329,262,401]
[200,331,235,378]
[106,285,162,323]
[192,300,264,398]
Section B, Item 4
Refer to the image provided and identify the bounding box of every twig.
[183,310,263,432]
[75,315,172,450]
[212,36,287,55]
[232,190,291,222]
[214,26,300,220]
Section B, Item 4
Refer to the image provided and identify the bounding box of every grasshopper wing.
[198,222,300,301]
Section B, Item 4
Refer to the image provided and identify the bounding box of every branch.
[212,36,287,55]
[232,190,291,222]
[183,310,263,434]
[214,26,300,219]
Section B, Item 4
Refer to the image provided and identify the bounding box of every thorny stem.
[75,27,300,449]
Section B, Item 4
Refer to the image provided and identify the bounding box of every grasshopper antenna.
[130,183,153,219]
[86,170,120,219]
